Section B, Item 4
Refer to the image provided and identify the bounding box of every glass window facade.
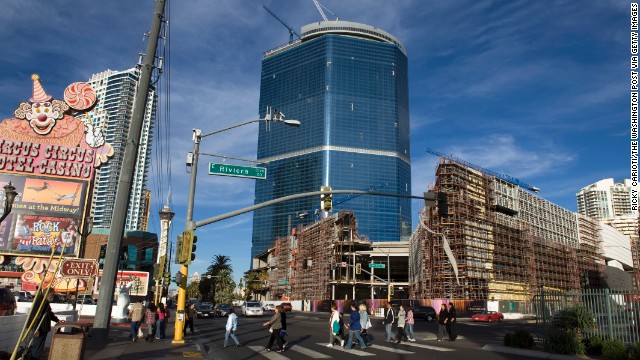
[252,32,411,260]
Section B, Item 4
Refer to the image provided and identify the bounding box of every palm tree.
[202,254,233,304]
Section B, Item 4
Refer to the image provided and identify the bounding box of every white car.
[242,301,264,317]
[263,303,275,311]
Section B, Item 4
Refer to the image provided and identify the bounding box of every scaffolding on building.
[411,159,595,301]
[266,212,371,301]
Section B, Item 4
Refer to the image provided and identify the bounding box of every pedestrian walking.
[128,298,145,342]
[447,303,457,341]
[155,303,167,340]
[223,308,241,347]
[162,303,170,339]
[144,302,157,342]
[262,306,284,352]
[382,302,395,342]
[280,304,288,345]
[184,303,196,334]
[394,305,407,343]
[344,303,367,350]
[359,303,372,345]
[327,304,345,347]
[406,306,416,341]
[26,292,63,360]
[437,304,448,341]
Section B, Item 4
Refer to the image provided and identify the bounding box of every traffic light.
[320,186,332,212]
[355,263,362,275]
[437,191,448,217]
[181,230,197,265]
[175,234,184,264]
[163,273,171,287]
[175,271,184,285]
[389,284,394,296]
[155,255,166,280]
[153,263,160,279]
[99,244,107,259]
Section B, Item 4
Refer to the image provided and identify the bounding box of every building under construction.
[260,212,373,300]
[410,159,605,301]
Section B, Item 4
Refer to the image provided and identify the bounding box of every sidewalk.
[48,318,204,360]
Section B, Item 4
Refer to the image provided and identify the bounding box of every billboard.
[94,270,149,298]
[0,174,87,256]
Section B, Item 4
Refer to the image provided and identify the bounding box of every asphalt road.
[186,310,548,360]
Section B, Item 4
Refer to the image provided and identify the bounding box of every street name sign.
[369,263,386,269]
[277,279,288,284]
[209,163,267,180]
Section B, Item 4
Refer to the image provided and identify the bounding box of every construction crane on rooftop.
[425,147,540,193]
[312,0,338,21]
[263,5,301,44]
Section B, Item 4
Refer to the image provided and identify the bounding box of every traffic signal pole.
[173,132,201,344]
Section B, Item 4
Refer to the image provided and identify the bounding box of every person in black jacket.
[437,304,448,341]
[446,303,457,341]
[382,303,395,342]
[27,292,62,360]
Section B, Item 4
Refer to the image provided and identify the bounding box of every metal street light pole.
[0,182,18,224]
[173,115,300,344]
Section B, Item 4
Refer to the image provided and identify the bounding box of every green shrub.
[602,339,627,360]
[583,335,604,355]
[504,333,513,347]
[629,342,640,360]
[511,329,534,349]
[544,329,584,355]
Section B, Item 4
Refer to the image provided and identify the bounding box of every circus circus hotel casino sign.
[0,74,114,291]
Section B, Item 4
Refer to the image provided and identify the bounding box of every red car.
[471,311,504,322]
[280,302,292,312]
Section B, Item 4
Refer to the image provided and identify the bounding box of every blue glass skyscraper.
[252,21,411,259]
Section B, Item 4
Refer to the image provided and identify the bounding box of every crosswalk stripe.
[368,344,414,354]
[398,341,455,351]
[248,345,289,359]
[315,343,374,356]
[288,345,332,358]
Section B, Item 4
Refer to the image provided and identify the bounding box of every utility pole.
[93,0,166,335]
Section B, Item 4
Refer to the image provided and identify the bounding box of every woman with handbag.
[143,302,157,342]
[327,304,345,347]
[262,306,284,352]
[359,303,372,346]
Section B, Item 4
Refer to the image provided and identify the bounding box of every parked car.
[0,287,17,316]
[412,305,437,321]
[471,311,504,322]
[263,303,275,311]
[13,291,32,302]
[280,302,292,312]
[241,301,264,317]
[76,295,95,305]
[196,304,214,318]
[214,303,233,317]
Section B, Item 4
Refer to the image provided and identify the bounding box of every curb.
[482,344,587,359]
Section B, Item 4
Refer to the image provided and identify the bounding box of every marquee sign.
[0,74,114,259]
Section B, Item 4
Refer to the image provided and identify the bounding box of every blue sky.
[0,1,631,288]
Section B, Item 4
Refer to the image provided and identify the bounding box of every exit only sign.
[209,163,267,180]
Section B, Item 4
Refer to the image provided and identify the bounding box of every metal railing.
[533,288,640,345]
